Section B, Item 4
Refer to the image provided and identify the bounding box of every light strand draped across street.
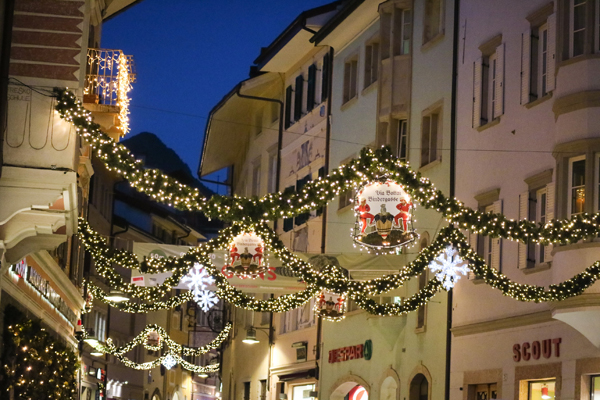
[55,88,600,316]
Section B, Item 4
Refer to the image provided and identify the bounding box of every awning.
[278,369,316,382]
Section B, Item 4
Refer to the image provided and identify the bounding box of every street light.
[105,290,130,302]
[242,327,260,344]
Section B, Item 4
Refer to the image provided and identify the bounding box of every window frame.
[397,119,409,162]
[394,8,412,56]
[569,0,587,58]
[423,0,444,45]
[420,105,441,168]
[342,56,359,104]
[364,40,380,89]
[567,154,586,217]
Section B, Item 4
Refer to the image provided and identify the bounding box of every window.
[570,0,586,57]
[94,311,106,341]
[294,75,304,121]
[421,111,440,167]
[285,85,293,129]
[244,382,251,400]
[364,41,379,88]
[518,176,555,269]
[260,380,267,400]
[394,8,412,55]
[475,384,497,399]
[469,194,502,275]
[397,119,409,162]
[423,0,443,44]
[409,374,428,400]
[591,375,600,398]
[281,298,315,334]
[172,310,181,331]
[343,57,358,104]
[339,189,355,210]
[568,155,586,217]
[527,379,555,400]
[521,10,556,105]
[292,384,315,400]
[252,161,261,197]
[307,64,317,112]
[473,38,504,128]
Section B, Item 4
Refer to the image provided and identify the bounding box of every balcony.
[83,48,136,139]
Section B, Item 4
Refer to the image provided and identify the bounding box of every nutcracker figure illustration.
[223,233,269,278]
[352,179,416,249]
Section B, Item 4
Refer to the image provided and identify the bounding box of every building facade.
[451,0,600,399]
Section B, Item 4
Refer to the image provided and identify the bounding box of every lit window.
[527,379,555,400]
[568,155,586,216]
[394,8,412,55]
[591,375,600,399]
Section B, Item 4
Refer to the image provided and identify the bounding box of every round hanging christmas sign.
[353,180,416,249]
[223,232,269,278]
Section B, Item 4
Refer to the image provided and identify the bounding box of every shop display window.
[292,384,315,400]
[475,383,497,399]
[591,375,600,399]
[527,379,555,400]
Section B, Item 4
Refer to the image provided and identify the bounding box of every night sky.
[101,0,333,193]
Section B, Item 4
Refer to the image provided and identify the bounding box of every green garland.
[56,88,600,317]
[0,305,79,400]
[55,88,600,247]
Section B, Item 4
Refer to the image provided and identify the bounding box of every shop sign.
[353,180,416,249]
[513,338,561,362]
[328,340,372,363]
[10,259,78,326]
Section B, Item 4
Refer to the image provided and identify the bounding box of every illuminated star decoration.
[182,263,218,311]
[162,353,177,370]
[428,246,470,290]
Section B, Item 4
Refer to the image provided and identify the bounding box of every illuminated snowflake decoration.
[182,263,218,312]
[195,289,219,312]
[428,246,470,290]
[162,353,177,370]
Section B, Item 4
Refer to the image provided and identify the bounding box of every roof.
[311,0,366,44]
[253,0,344,70]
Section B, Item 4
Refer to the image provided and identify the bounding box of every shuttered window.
[307,64,317,111]
[294,75,304,121]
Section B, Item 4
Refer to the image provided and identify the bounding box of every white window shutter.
[494,43,505,117]
[544,182,555,262]
[546,13,557,92]
[518,192,529,269]
[473,58,483,128]
[491,199,503,271]
[521,30,532,105]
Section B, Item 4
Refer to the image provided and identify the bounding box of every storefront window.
[527,380,555,400]
[345,385,368,400]
[292,384,315,400]
[591,375,600,399]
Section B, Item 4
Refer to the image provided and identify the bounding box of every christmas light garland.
[57,88,600,317]
[1,305,79,399]
[97,323,231,357]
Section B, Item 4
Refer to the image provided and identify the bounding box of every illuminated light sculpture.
[162,354,177,370]
[223,232,269,279]
[428,246,470,290]
[353,179,417,251]
[182,263,219,311]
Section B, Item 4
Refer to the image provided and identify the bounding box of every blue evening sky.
[102,0,333,193]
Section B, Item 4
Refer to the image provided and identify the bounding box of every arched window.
[409,373,429,400]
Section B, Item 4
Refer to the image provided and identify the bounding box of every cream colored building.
[452,0,600,399]
[314,0,456,399]
[199,3,345,400]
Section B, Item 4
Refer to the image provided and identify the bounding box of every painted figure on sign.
[394,198,411,231]
[239,247,253,268]
[230,245,240,264]
[374,204,394,239]
[253,244,263,263]
[356,197,374,234]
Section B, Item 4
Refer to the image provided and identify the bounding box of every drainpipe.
[446,0,461,399]
[320,46,334,256]
[235,85,284,230]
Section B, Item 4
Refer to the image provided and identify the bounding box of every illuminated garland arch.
[55,88,600,316]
